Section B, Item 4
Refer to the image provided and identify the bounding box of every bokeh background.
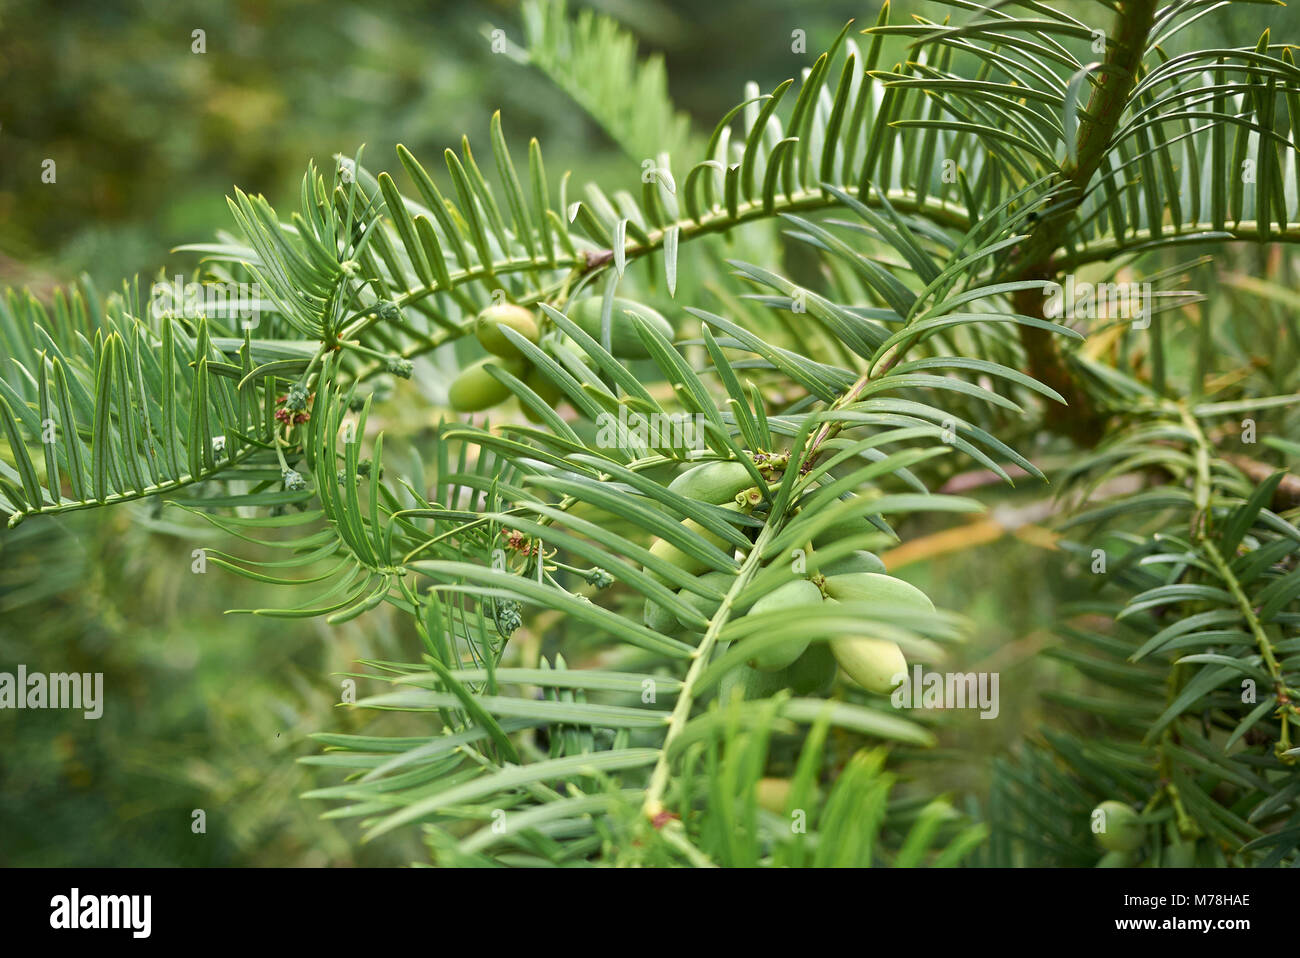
[2,0,1299,866]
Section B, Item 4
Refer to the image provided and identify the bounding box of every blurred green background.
[3,0,1300,866]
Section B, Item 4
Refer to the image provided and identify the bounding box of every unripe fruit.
[1092,800,1144,853]
[448,358,527,412]
[475,303,539,358]
[668,460,755,505]
[755,777,821,814]
[520,366,564,423]
[1095,850,1134,868]
[648,503,742,578]
[746,578,821,671]
[755,778,792,814]
[822,571,934,610]
[717,663,789,703]
[569,297,674,358]
[831,635,907,694]
[717,643,837,703]
[819,549,887,576]
[811,516,877,549]
[674,570,735,631]
[643,597,679,634]
[781,643,838,696]
[822,573,931,693]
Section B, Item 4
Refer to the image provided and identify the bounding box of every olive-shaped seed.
[781,642,838,696]
[568,297,673,358]
[823,571,934,610]
[1092,800,1145,853]
[1095,850,1135,868]
[647,503,742,577]
[820,573,930,694]
[643,597,679,635]
[674,570,736,631]
[475,303,539,358]
[716,642,837,703]
[811,515,878,550]
[819,549,887,576]
[717,662,789,704]
[668,460,755,505]
[755,778,793,814]
[830,635,907,694]
[746,578,821,671]
[520,366,564,423]
[448,357,526,412]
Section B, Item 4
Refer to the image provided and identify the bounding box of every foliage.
[2,0,1299,867]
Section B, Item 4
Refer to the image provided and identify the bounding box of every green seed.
[830,635,907,694]
[716,643,836,702]
[475,304,539,358]
[674,570,735,631]
[1163,841,1197,867]
[1093,800,1144,853]
[781,643,838,696]
[717,663,789,703]
[668,460,755,505]
[811,515,878,550]
[448,358,526,412]
[756,778,792,814]
[747,578,821,671]
[520,366,564,422]
[820,573,930,693]
[1095,850,1135,868]
[823,571,934,611]
[648,503,742,577]
[643,597,679,634]
[569,297,674,358]
[819,549,887,576]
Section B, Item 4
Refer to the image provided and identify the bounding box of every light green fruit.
[781,643,838,696]
[716,643,837,703]
[830,635,907,693]
[668,460,755,505]
[819,549,887,576]
[520,366,564,423]
[811,516,877,549]
[1163,841,1198,867]
[649,521,729,577]
[475,304,539,358]
[1093,800,1145,853]
[755,777,820,814]
[717,663,790,703]
[822,571,934,610]
[821,574,930,693]
[755,778,793,814]
[448,358,527,412]
[648,503,742,578]
[569,297,674,358]
[746,578,821,671]
[674,570,735,631]
[643,597,679,635]
[1096,850,1135,868]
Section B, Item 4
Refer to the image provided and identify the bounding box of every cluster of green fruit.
[1091,800,1153,866]
[447,299,673,414]
[1090,800,1204,866]
[642,459,936,702]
